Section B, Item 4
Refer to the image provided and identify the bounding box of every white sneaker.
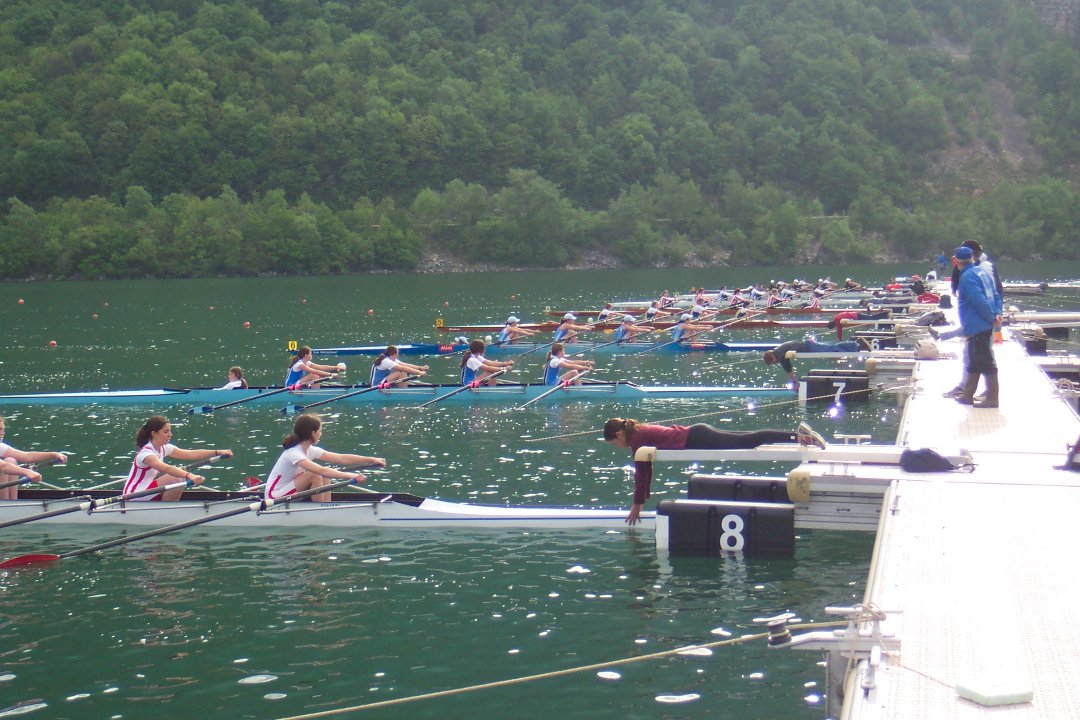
[797,422,827,449]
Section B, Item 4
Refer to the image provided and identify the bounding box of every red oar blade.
[0,554,61,569]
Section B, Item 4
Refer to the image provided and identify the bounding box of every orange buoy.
[47,340,57,348]
[243,321,251,329]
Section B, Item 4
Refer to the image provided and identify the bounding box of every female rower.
[460,339,514,386]
[370,346,429,386]
[553,313,594,343]
[543,343,594,386]
[124,416,233,502]
[0,416,67,500]
[498,316,538,344]
[613,315,649,343]
[603,417,827,525]
[264,414,385,503]
[670,313,712,344]
[218,366,248,390]
[286,346,344,387]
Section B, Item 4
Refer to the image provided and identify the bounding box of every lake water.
[1,262,1078,719]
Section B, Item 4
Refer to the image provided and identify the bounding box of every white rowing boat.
[1,488,654,530]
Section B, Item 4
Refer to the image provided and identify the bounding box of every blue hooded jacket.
[957,264,996,335]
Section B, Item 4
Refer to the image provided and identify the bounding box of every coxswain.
[218,366,248,390]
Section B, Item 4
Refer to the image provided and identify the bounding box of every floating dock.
[832,331,1080,718]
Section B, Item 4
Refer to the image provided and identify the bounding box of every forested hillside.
[2,0,1080,279]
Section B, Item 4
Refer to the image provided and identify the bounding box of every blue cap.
[954,246,973,261]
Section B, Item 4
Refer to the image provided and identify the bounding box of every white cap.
[622,315,635,323]
[507,316,520,324]
[563,313,576,321]
[680,313,691,321]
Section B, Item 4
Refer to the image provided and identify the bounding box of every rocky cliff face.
[1036,0,1080,39]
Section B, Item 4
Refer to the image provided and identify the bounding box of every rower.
[124,416,232,502]
[499,316,538,344]
[613,315,649,343]
[543,343,594,386]
[264,414,385,504]
[670,313,711,344]
[287,346,343,387]
[553,313,594,343]
[0,416,67,500]
[370,346,429,387]
[644,301,672,322]
[460,339,514,386]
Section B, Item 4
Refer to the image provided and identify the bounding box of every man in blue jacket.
[954,245,1001,407]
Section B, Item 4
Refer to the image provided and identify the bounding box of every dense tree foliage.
[2,0,1080,279]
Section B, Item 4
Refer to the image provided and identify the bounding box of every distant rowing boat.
[0,381,794,407]
[316,340,780,356]
[0,488,655,530]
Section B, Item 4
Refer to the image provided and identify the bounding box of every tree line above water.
[3,0,1080,279]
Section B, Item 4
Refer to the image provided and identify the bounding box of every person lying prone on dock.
[602,418,826,525]
[763,337,862,389]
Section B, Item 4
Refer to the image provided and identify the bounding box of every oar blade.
[188,405,214,415]
[0,553,61,569]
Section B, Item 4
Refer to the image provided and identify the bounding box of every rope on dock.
[272,620,847,719]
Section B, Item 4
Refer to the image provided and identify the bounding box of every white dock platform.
[843,332,1080,719]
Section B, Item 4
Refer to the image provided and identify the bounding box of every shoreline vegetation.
[4,2,1080,281]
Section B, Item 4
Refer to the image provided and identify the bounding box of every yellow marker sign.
[287,340,298,351]
[435,318,444,328]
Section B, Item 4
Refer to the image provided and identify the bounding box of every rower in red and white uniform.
[264,414,385,503]
[123,416,232,502]
[0,415,67,500]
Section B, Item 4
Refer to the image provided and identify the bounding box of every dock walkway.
[843,333,1080,718]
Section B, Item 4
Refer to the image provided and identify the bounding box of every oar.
[0,478,364,569]
[281,382,393,415]
[416,369,509,408]
[188,376,337,414]
[516,370,590,409]
[0,478,199,531]
[511,339,559,358]
[84,455,225,491]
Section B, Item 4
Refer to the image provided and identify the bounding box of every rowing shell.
[316,340,781,356]
[1,488,654,530]
[0,381,794,407]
